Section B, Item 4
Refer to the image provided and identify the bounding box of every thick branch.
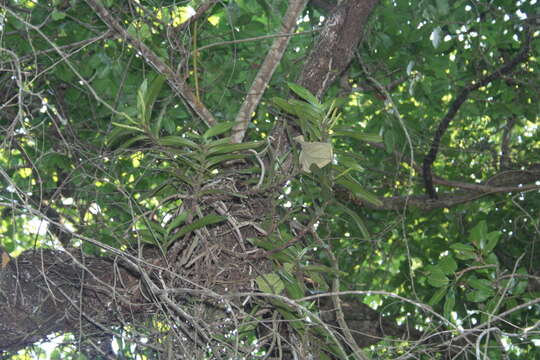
[422,28,532,199]
[0,249,147,353]
[298,0,380,98]
[231,0,308,143]
[83,0,216,126]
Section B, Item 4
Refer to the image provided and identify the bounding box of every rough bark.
[298,0,380,98]
[0,248,149,356]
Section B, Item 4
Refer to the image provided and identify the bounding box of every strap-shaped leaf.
[205,153,250,168]
[207,141,263,155]
[333,129,383,143]
[166,212,188,234]
[287,82,321,107]
[166,214,227,248]
[158,136,199,149]
[336,175,383,207]
[203,121,235,139]
[117,134,148,149]
[334,201,371,241]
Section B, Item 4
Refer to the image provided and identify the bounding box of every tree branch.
[422,27,532,199]
[231,0,308,144]
[83,0,217,126]
[0,249,145,353]
[297,0,380,98]
[339,157,540,211]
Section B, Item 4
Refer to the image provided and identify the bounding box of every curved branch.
[422,27,532,199]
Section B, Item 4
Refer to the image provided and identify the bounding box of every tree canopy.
[0,0,539,359]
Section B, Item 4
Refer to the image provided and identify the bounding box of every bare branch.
[231,0,308,144]
[84,0,217,126]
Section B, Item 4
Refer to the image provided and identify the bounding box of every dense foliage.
[1,0,539,359]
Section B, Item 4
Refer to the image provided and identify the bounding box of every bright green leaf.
[256,273,285,294]
[428,268,450,288]
[438,255,458,275]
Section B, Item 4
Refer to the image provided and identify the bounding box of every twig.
[194,30,318,54]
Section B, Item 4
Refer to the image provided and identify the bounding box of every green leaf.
[469,220,488,248]
[443,289,455,319]
[166,212,188,234]
[145,75,166,131]
[283,278,305,299]
[203,121,235,139]
[166,214,227,247]
[51,10,66,21]
[467,277,494,294]
[112,122,145,132]
[336,153,363,173]
[333,129,383,143]
[483,231,501,254]
[272,97,298,116]
[334,201,371,241]
[428,268,450,287]
[206,137,233,148]
[158,136,199,149]
[450,243,477,260]
[207,141,263,155]
[428,286,448,305]
[336,175,383,207]
[436,0,449,16]
[287,82,321,107]
[289,99,324,123]
[438,255,458,275]
[248,236,296,263]
[256,273,285,294]
[117,134,148,149]
[301,264,346,276]
[206,153,250,168]
[466,289,493,303]
[137,79,148,124]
